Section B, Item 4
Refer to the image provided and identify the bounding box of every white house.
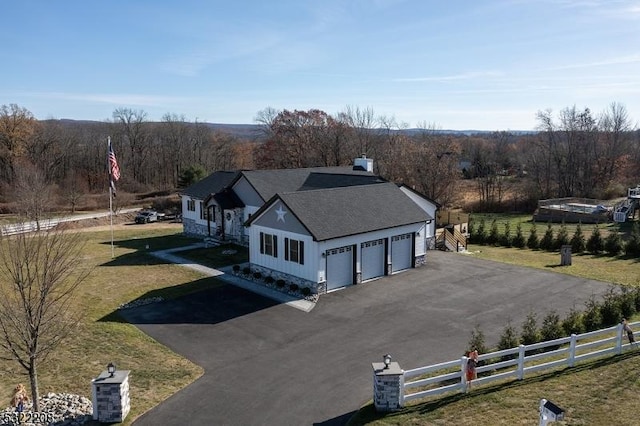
[180,157,438,294]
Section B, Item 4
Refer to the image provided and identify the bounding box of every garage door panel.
[391,233,412,273]
[361,239,385,281]
[326,246,353,291]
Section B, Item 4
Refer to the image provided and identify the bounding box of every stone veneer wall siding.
[183,218,209,238]
[250,264,319,294]
[414,254,426,267]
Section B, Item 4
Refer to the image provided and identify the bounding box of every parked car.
[135,210,158,224]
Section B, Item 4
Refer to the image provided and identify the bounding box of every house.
[180,157,438,293]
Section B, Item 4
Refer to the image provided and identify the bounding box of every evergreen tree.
[625,221,640,257]
[586,225,604,254]
[604,226,623,256]
[467,324,488,355]
[521,311,541,346]
[570,222,586,253]
[583,296,603,331]
[527,222,539,249]
[554,222,570,251]
[497,320,519,361]
[467,220,476,243]
[624,221,640,257]
[561,306,585,335]
[600,287,622,326]
[501,222,512,247]
[539,223,555,251]
[513,222,526,248]
[487,219,500,246]
[475,218,487,245]
[541,311,564,342]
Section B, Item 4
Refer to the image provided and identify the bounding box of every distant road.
[0,208,141,236]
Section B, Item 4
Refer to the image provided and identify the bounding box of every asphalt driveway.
[120,250,610,426]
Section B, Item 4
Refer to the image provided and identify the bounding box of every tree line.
[1,102,638,216]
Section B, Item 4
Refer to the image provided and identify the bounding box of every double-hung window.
[260,232,278,257]
[285,238,304,265]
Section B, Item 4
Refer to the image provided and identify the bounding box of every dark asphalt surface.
[120,250,611,426]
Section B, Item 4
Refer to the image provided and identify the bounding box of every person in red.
[466,349,479,389]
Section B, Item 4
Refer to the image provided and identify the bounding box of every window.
[260,232,278,257]
[187,199,195,211]
[285,238,304,265]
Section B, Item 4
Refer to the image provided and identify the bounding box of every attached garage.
[326,245,354,291]
[391,233,413,273]
[361,239,385,281]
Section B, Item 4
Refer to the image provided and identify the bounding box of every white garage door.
[361,239,385,281]
[391,233,412,273]
[326,246,353,291]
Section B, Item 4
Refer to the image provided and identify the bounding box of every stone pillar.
[92,369,131,423]
[372,362,404,412]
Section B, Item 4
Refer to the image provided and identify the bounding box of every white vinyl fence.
[403,321,637,404]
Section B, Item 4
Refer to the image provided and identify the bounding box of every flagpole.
[108,136,115,258]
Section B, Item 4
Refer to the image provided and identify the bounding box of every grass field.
[0,224,218,425]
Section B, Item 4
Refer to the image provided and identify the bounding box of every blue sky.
[1,0,639,130]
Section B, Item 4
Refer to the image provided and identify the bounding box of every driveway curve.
[120,250,610,426]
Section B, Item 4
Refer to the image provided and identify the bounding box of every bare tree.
[0,104,38,183]
[13,162,55,228]
[0,226,89,411]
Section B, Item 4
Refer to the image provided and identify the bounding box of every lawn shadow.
[100,233,201,267]
[99,278,279,325]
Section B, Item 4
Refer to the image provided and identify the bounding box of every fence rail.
[402,321,636,404]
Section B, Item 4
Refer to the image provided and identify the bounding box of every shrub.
[474,218,487,244]
[512,223,526,248]
[583,296,602,331]
[600,286,622,326]
[486,220,500,246]
[554,223,570,251]
[467,324,488,355]
[540,311,564,350]
[633,287,640,312]
[586,225,604,254]
[253,271,262,280]
[521,312,541,346]
[562,307,585,335]
[289,283,299,292]
[539,223,554,251]
[619,287,636,319]
[265,276,275,284]
[242,266,251,275]
[570,223,586,254]
[301,287,311,296]
[527,223,539,249]
[276,279,286,288]
[604,227,623,256]
[625,221,640,257]
[232,264,240,272]
[501,222,512,247]
[497,320,519,361]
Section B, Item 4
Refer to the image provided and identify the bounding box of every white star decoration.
[275,205,287,222]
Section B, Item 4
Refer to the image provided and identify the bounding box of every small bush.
[619,287,636,319]
[289,283,299,292]
[539,223,554,251]
[554,223,570,251]
[562,307,585,335]
[604,228,623,256]
[586,225,604,254]
[497,320,519,361]
[512,223,526,248]
[527,223,539,249]
[253,271,262,280]
[474,218,487,244]
[540,311,564,350]
[486,220,500,246]
[570,223,586,253]
[583,296,602,331]
[501,222,512,247]
[625,222,640,256]
[301,287,311,296]
[265,276,275,284]
[232,264,240,272]
[276,279,286,288]
[467,324,488,355]
[600,286,622,326]
[242,266,251,275]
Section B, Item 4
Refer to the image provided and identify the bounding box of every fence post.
[372,361,404,411]
[616,323,624,354]
[517,344,525,380]
[568,334,577,367]
[460,356,468,393]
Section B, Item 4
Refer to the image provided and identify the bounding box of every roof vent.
[353,155,373,172]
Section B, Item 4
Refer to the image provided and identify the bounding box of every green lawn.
[0,225,228,425]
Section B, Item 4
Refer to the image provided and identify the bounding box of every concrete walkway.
[150,244,316,312]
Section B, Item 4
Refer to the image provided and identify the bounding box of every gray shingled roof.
[276,182,433,241]
[241,167,377,202]
[180,171,239,199]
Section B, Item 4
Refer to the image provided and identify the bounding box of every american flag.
[108,138,120,193]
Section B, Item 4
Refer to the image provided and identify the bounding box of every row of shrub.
[468,219,640,257]
[232,265,312,297]
[467,285,640,357]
